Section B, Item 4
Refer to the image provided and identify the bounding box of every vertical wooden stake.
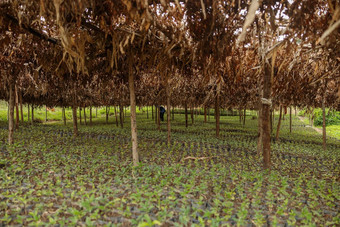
[89,106,92,125]
[114,106,118,127]
[322,89,327,150]
[262,61,272,169]
[27,104,30,123]
[15,86,19,130]
[185,100,188,128]
[128,70,139,166]
[72,106,78,137]
[8,81,15,144]
[215,90,220,138]
[84,106,87,125]
[289,106,292,133]
[19,92,23,122]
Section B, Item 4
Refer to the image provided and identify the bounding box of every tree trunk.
[185,101,188,128]
[289,106,292,133]
[15,86,19,130]
[8,82,15,144]
[19,92,23,122]
[215,91,220,138]
[322,90,326,150]
[72,106,78,137]
[204,106,207,123]
[275,105,283,142]
[114,106,118,127]
[262,62,272,169]
[84,106,87,125]
[295,106,297,116]
[119,104,124,128]
[128,72,139,166]
[96,108,98,118]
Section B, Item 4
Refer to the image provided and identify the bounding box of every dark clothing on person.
[160,106,166,121]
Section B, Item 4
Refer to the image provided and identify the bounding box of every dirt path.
[298,116,323,134]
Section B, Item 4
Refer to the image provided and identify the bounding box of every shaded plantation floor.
[0,113,339,226]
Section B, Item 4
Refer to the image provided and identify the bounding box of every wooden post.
[119,104,124,128]
[239,108,242,123]
[275,105,282,142]
[261,61,272,169]
[152,105,154,120]
[96,108,98,118]
[84,106,87,125]
[322,88,327,150]
[72,106,78,137]
[128,70,139,166]
[272,108,275,133]
[15,86,19,130]
[8,81,15,144]
[45,106,48,122]
[157,104,160,131]
[185,101,188,128]
[19,92,23,122]
[166,75,171,146]
[208,108,210,121]
[105,106,109,124]
[27,104,30,123]
[89,106,92,125]
[270,109,273,134]
[257,107,262,155]
[63,107,66,125]
[155,105,158,125]
[31,104,34,125]
[215,90,220,138]
[204,106,207,123]
[289,106,292,133]
[172,106,175,121]
[79,107,82,125]
[190,106,194,125]
[243,107,246,126]
[114,106,118,127]
[145,106,148,116]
